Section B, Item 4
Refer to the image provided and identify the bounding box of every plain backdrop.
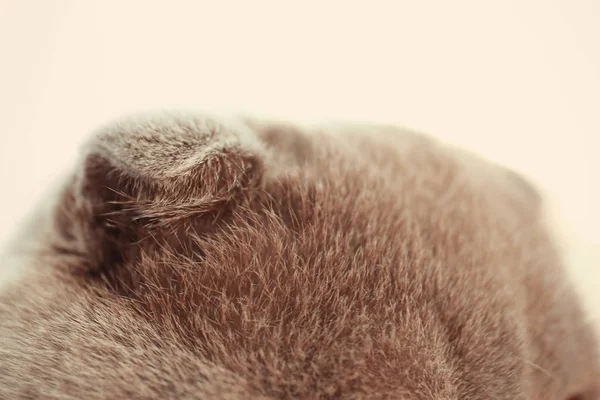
[1,1,599,324]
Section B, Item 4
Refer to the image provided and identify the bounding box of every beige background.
[1,1,598,325]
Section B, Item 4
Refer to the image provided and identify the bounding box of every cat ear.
[54,113,265,275]
[77,113,265,225]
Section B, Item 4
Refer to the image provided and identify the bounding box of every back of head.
[0,112,598,399]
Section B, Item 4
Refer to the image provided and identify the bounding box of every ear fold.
[54,112,266,276]
[77,113,265,226]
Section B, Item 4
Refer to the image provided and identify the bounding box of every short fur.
[0,112,598,399]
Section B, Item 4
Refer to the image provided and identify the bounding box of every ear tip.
[77,111,266,203]
[84,111,264,168]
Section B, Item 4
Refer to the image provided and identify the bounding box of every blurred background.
[1,1,598,322]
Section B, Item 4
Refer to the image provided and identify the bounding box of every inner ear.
[54,113,265,276]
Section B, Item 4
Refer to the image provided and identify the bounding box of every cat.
[0,111,597,399]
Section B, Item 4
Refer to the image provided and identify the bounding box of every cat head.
[0,112,597,399]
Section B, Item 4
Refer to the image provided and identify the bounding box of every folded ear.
[54,112,265,275]
[80,113,265,223]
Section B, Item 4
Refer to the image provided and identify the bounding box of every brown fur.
[0,111,598,399]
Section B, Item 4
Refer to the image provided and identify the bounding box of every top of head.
[0,111,597,400]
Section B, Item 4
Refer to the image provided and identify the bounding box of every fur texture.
[0,112,598,399]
